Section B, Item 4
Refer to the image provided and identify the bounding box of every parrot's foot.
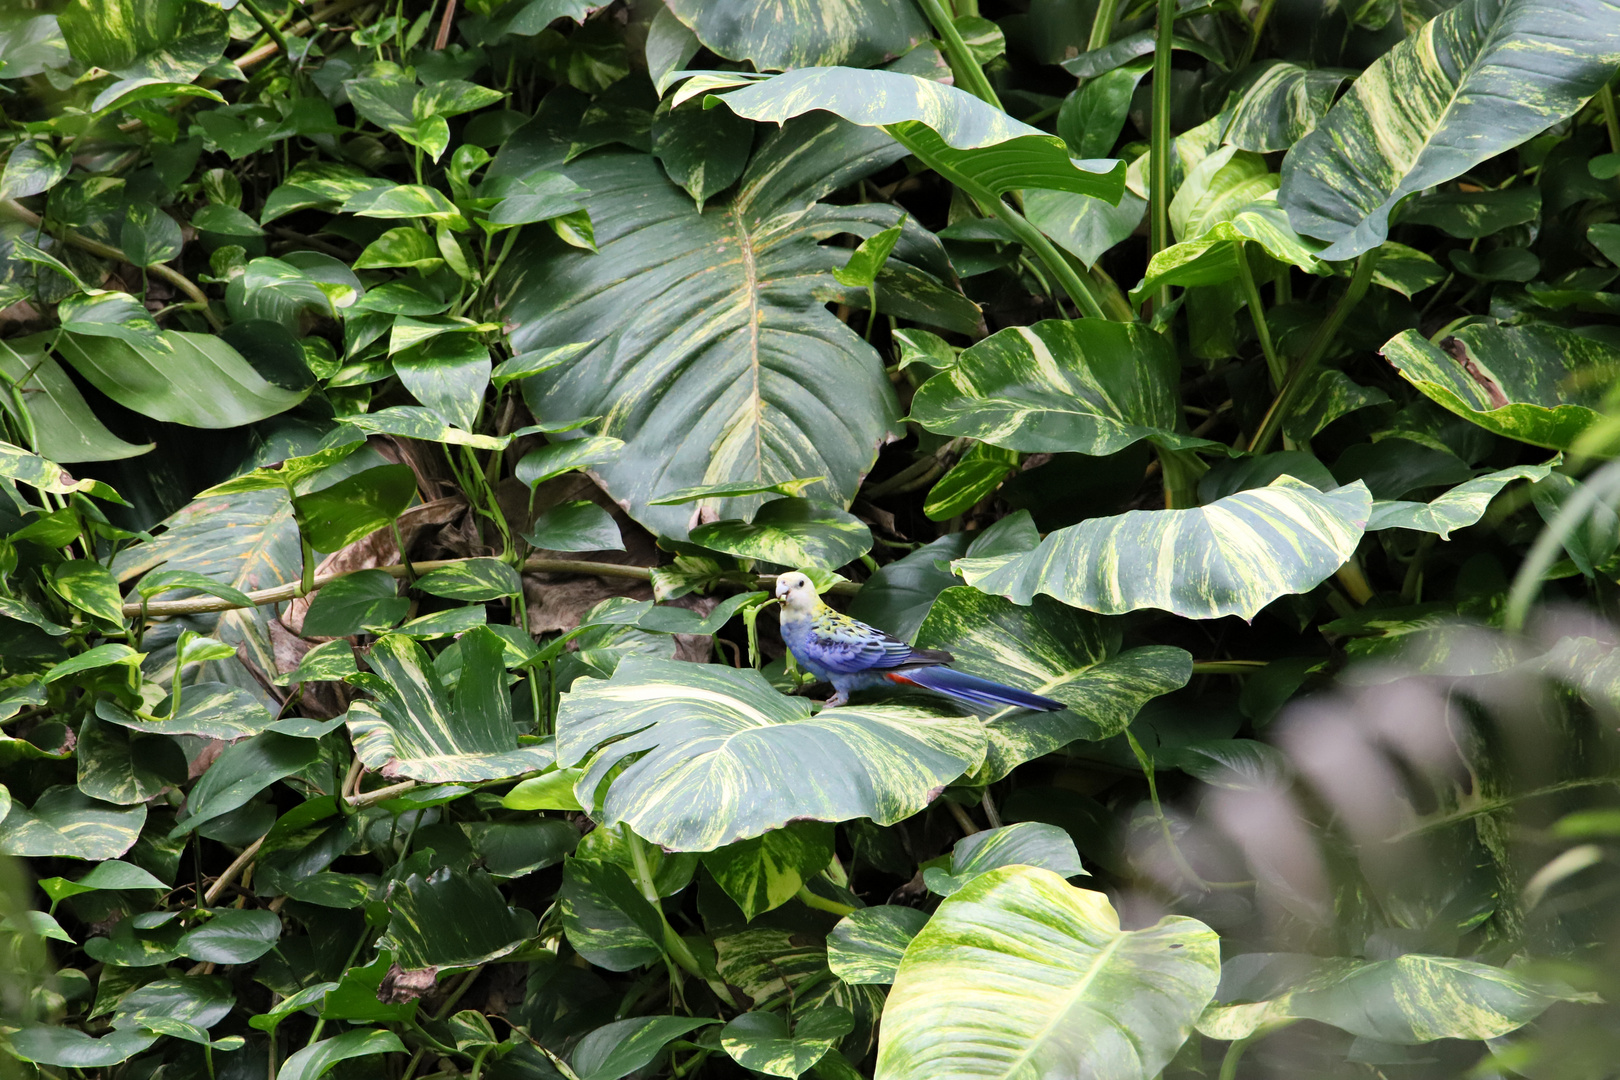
[823,691,848,707]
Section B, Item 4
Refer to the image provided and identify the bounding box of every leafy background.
[3,0,1620,1077]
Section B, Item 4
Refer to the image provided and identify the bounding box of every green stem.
[239,0,293,63]
[795,885,857,918]
[1126,729,1208,889]
[1190,660,1269,674]
[298,535,316,596]
[623,826,738,1006]
[1246,249,1380,455]
[1599,83,1620,156]
[1234,245,1284,389]
[1157,446,1206,509]
[1086,0,1121,51]
[1147,0,1176,313]
[915,0,1000,108]
[981,197,1107,319]
[1218,1034,1256,1080]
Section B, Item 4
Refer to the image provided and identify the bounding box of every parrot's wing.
[807,610,953,674]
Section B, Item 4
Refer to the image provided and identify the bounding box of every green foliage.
[4,2,1620,1078]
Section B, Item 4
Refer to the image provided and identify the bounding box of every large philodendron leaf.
[665,0,927,70]
[875,866,1219,1080]
[345,627,554,782]
[1278,0,1620,260]
[496,106,971,539]
[708,67,1125,204]
[1198,953,1595,1045]
[555,657,986,851]
[907,319,1214,456]
[914,588,1192,781]
[1380,323,1619,450]
[1368,460,1560,539]
[955,477,1372,620]
[113,488,302,703]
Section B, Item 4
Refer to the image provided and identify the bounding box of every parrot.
[774,570,1065,711]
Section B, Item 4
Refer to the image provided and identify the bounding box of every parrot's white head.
[774,571,820,615]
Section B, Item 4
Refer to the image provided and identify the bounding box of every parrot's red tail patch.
[884,673,920,686]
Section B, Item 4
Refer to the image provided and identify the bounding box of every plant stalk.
[979,196,1108,319]
[1246,249,1380,455]
[238,0,292,62]
[1087,0,1121,51]
[1234,245,1285,389]
[915,0,1001,108]
[1147,0,1176,313]
[795,885,857,917]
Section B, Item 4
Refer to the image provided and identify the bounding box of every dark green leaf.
[302,571,408,637]
[178,908,281,964]
[293,464,417,552]
[385,867,538,968]
[173,732,322,836]
[56,330,308,427]
[522,500,624,552]
[559,856,665,971]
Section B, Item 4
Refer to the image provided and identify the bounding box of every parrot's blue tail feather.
[887,667,1065,712]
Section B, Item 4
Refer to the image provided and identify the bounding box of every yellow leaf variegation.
[1278,0,1620,259]
[876,866,1219,1080]
[556,658,986,852]
[1198,953,1597,1044]
[955,477,1372,621]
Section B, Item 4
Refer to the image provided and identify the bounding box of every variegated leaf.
[1133,194,1327,304]
[922,822,1085,897]
[559,856,665,972]
[827,906,928,986]
[956,477,1372,621]
[344,628,554,782]
[384,868,538,969]
[701,821,834,920]
[1278,0,1620,259]
[722,1007,852,1079]
[94,684,274,740]
[114,488,302,705]
[914,588,1191,780]
[1222,61,1349,153]
[555,658,986,851]
[1368,460,1561,539]
[497,111,972,538]
[714,927,886,1054]
[1381,323,1618,450]
[908,319,1214,456]
[875,867,1219,1080]
[0,786,146,860]
[690,497,872,570]
[666,0,926,70]
[711,67,1125,202]
[1198,952,1595,1044]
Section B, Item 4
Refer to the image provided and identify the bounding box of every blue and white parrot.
[775,570,1064,711]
